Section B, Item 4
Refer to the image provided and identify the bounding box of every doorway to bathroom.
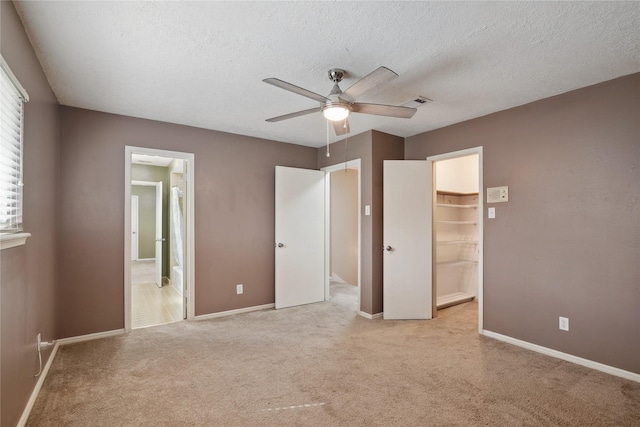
[124,146,195,331]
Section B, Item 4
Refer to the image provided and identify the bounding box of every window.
[0,55,29,234]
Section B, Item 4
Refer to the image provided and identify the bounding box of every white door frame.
[131,180,163,286]
[427,147,484,333]
[321,159,362,312]
[124,146,195,332]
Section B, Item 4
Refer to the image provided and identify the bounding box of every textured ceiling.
[14,1,640,148]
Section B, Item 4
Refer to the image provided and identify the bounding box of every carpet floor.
[27,283,639,426]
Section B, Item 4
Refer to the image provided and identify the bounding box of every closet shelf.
[436,203,478,209]
[437,240,478,245]
[437,260,478,267]
[437,292,475,309]
[436,220,477,225]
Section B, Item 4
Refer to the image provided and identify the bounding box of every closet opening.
[432,152,481,321]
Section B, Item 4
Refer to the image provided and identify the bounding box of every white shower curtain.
[170,186,184,268]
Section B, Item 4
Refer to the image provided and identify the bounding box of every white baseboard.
[17,342,60,427]
[482,330,640,383]
[358,311,383,320]
[56,329,125,346]
[194,303,274,321]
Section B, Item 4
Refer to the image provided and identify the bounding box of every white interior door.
[275,166,325,309]
[131,196,139,261]
[383,160,433,319]
[154,181,163,287]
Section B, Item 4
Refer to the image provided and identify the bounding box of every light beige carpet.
[28,284,639,426]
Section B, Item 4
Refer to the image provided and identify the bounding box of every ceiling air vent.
[401,96,433,108]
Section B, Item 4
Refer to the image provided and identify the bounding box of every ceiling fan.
[263,67,417,136]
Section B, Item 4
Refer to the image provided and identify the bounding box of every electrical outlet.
[559,316,569,331]
[236,284,243,295]
[37,333,41,350]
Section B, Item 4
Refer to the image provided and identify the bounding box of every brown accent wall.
[371,132,405,313]
[318,132,373,313]
[405,73,640,374]
[317,130,404,315]
[58,107,317,338]
[1,2,60,425]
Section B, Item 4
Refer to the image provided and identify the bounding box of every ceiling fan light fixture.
[322,103,350,121]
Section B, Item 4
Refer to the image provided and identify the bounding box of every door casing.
[124,146,195,332]
[321,159,362,313]
[428,147,484,332]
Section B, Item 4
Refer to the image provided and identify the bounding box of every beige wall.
[0,2,60,426]
[406,73,640,374]
[436,154,479,194]
[330,169,358,285]
[58,107,317,338]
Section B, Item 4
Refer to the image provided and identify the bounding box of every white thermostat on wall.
[487,186,509,203]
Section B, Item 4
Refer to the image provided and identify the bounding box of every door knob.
[384,245,393,252]
[156,238,166,242]
[275,243,284,248]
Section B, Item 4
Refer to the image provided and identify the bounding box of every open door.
[154,181,163,288]
[275,166,325,309]
[383,160,433,319]
[131,196,139,261]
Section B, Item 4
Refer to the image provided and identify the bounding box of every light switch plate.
[487,186,509,203]
[488,207,495,219]
[365,205,371,216]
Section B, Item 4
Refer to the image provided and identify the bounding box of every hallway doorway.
[124,146,195,331]
[322,159,361,313]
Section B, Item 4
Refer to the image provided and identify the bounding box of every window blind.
[0,57,28,233]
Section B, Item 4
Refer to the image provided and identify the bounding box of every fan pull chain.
[344,118,349,171]
[326,119,331,157]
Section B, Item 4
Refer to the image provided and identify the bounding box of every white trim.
[358,311,383,320]
[0,232,31,250]
[125,146,196,332]
[194,303,274,321]
[427,147,483,331]
[16,343,59,427]
[482,330,640,383]
[56,329,125,346]
[322,159,362,313]
[330,272,347,284]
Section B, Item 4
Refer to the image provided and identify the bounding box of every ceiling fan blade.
[265,107,320,122]
[339,66,398,103]
[263,78,329,103]
[332,119,350,136]
[351,103,417,119]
